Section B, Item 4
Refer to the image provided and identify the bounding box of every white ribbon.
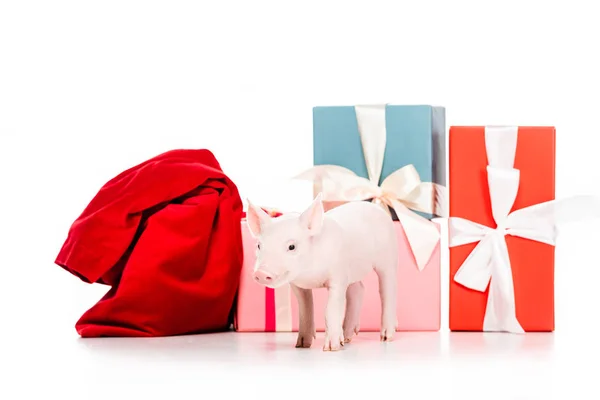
[295,104,447,271]
[449,126,600,333]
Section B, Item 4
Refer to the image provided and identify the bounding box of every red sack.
[55,149,243,337]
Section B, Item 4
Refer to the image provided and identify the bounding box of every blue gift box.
[312,104,446,220]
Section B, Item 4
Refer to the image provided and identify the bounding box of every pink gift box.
[234,219,441,332]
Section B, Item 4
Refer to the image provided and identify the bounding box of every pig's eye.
[257,243,261,250]
[288,244,296,251]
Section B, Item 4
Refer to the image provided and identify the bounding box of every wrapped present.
[448,126,599,333]
[234,218,441,332]
[234,104,447,333]
[312,104,446,220]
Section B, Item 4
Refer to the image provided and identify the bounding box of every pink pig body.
[246,194,398,351]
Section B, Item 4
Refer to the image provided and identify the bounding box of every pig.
[246,194,398,351]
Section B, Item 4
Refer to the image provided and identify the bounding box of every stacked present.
[234,105,599,336]
[236,104,447,332]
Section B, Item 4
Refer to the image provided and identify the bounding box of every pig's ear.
[246,199,271,237]
[299,193,324,236]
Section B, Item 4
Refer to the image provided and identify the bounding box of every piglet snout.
[253,268,277,285]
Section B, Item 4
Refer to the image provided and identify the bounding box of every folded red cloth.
[55,149,243,337]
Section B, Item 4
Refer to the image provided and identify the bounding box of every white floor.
[4,328,598,400]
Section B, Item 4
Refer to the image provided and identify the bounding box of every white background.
[1,1,599,399]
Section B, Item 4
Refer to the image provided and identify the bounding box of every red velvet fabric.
[55,149,243,337]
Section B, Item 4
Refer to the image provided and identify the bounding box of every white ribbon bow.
[295,104,447,271]
[449,126,599,333]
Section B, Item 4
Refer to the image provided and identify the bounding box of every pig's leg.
[291,284,316,348]
[343,281,364,343]
[375,263,397,342]
[323,284,346,351]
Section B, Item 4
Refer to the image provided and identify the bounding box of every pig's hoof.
[295,331,316,348]
[343,324,360,343]
[380,325,396,342]
[323,331,344,351]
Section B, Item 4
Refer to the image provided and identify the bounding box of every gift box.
[448,126,557,332]
[234,218,441,332]
[312,104,446,219]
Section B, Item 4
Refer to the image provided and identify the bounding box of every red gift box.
[448,126,557,332]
